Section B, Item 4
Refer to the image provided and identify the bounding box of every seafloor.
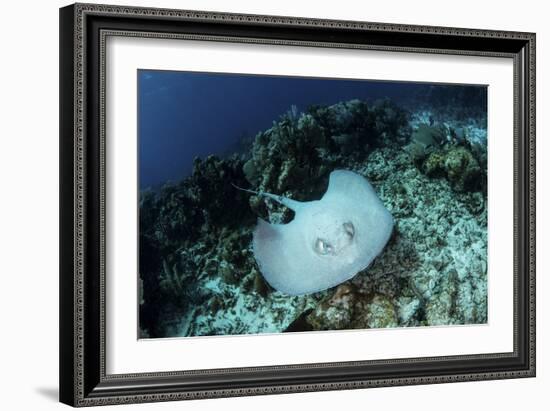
[139,96,488,338]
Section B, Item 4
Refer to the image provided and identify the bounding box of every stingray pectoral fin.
[253,219,289,293]
[252,218,307,295]
[324,169,377,201]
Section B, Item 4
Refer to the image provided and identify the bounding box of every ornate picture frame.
[59,3,535,407]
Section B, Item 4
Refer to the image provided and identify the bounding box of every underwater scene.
[138,70,488,338]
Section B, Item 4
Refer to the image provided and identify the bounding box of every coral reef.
[139,98,487,338]
[403,119,486,193]
[423,146,482,191]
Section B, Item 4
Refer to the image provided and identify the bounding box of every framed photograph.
[59,3,536,407]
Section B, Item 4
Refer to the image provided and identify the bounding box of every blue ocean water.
[138,70,484,189]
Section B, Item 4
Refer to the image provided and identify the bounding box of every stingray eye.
[343,222,355,239]
[314,238,333,255]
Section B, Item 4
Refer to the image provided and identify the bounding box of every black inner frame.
[59,5,534,405]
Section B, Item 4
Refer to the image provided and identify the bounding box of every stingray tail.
[231,183,303,212]
[231,183,260,196]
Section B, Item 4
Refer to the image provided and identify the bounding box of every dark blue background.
[138,70,429,189]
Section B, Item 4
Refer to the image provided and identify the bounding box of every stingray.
[239,170,394,296]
